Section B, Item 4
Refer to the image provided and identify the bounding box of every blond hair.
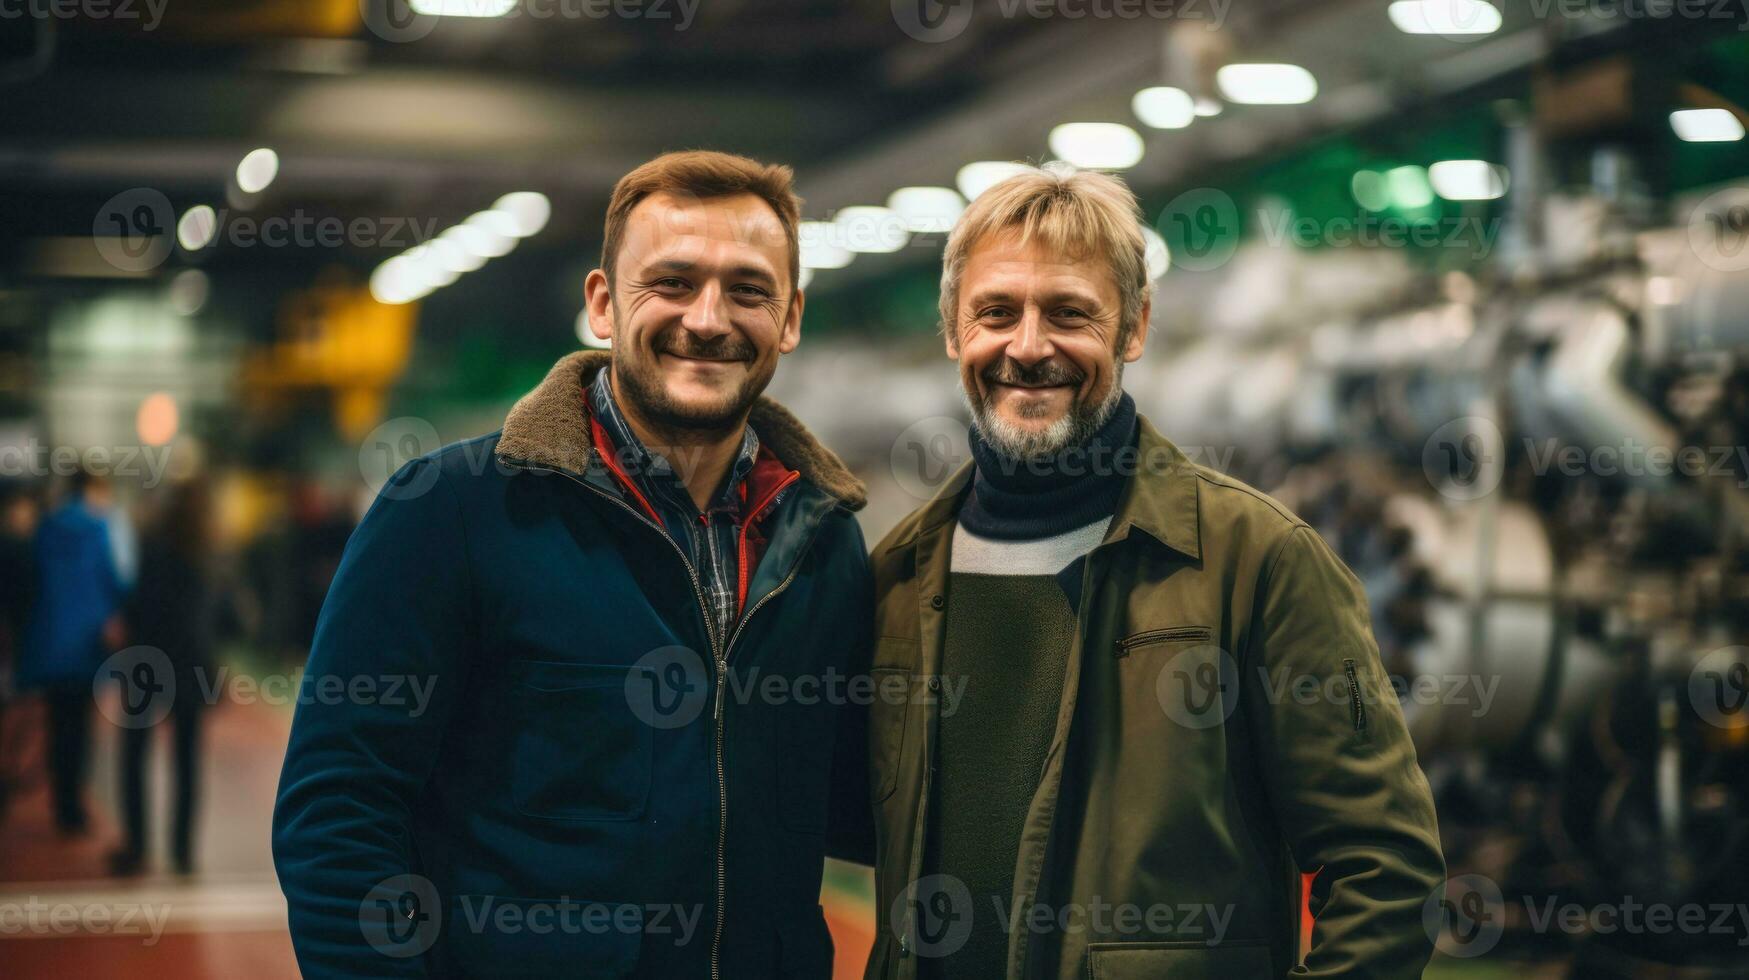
[939,166,1149,346]
[601,150,803,291]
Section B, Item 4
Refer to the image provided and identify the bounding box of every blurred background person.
[110,478,217,877]
[18,470,125,836]
[0,481,40,823]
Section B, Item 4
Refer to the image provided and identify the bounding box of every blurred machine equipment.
[1135,122,1749,973]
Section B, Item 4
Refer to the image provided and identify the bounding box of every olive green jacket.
[863,417,1445,979]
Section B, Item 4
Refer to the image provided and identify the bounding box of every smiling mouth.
[662,352,743,364]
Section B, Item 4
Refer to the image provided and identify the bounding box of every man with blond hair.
[862,167,1445,978]
[274,150,873,978]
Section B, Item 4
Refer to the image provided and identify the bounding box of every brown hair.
[600,150,803,292]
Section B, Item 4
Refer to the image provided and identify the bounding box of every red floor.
[0,684,875,978]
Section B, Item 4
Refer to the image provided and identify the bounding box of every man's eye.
[653,277,688,291]
[1055,308,1088,320]
[731,284,770,299]
[978,307,1012,320]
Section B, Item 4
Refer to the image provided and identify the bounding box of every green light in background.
[1385,165,1434,209]
[1351,170,1390,211]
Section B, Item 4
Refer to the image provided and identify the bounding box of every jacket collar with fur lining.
[496,349,867,512]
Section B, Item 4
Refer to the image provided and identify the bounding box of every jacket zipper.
[508,454,806,980]
[507,457,735,977]
[1113,625,1212,655]
[1342,658,1367,735]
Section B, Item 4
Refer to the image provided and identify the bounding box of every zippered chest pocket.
[1115,625,1214,656]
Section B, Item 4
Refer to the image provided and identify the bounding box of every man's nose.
[1004,308,1054,365]
[680,280,732,339]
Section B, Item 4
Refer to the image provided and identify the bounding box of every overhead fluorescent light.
[1131,87,1195,130]
[492,191,551,237]
[409,0,516,16]
[1048,122,1145,170]
[177,205,218,251]
[833,206,909,254]
[236,148,279,194]
[799,221,853,270]
[1216,63,1318,105]
[1428,159,1508,200]
[1670,108,1746,143]
[887,186,966,234]
[1387,0,1501,36]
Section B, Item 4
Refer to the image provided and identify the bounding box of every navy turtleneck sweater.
[956,391,1138,541]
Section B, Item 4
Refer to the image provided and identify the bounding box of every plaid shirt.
[589,370,760,641]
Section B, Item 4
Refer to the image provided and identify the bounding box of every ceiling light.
[450,217,516,258]
[409,0,516,16]
[177,205,218,251]
[1387,0,1501,35]
[492,191,551,237]
[1193,97,1223,117]
[1215,64,1318,105]
[1351,170,1390,211]
[799,220,853,269]
[1132,87,1195,130]
[1428,159,1508,200]
[1670,108,1746,142]
[236,148,279,194]
[1048,122,1145,169]
[887,186,966,234]
[832,206,909,253]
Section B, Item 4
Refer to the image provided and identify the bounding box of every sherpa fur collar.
[496,350,868,511]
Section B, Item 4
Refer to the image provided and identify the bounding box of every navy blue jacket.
[20,498,123,689]
[273,352,876,978]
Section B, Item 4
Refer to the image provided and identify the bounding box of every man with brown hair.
[274,150,874,978]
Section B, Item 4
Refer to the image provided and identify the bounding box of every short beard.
[962,360,1124,462]
[610,311,768,435]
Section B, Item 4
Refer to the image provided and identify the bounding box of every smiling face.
[949,227,1147,459]
[585,190,801,435]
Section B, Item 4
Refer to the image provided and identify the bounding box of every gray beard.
[961,363,1124,462]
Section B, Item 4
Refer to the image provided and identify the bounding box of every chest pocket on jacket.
[508,660,652,821]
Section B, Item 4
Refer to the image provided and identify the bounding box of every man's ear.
[1122,297,1150,363]
[943,320,959,360]
[778,285,803,355]
[583,269,613,343]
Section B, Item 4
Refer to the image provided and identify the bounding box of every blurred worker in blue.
[19,469,126,835]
